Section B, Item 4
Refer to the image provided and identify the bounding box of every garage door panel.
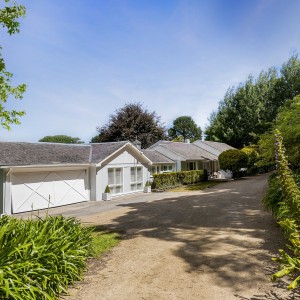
[11,170,89,213]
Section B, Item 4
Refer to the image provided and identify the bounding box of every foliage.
[169,181,220,192]
[241,147,259,175]
[39,135,84,144]
[0,215,94,299]
[218,149,248,178]
[0,0,26,130]
[152,170,207,190]
[257,95,300,170]
[269,130,300,289]
[92,102,166,148]
[145,180,151,187]
[168,116,202,142]
[274,130,300,220]
[205,55,300,148]
[91,229,120,258]
[263,173,284,217]
[104,185,111,193]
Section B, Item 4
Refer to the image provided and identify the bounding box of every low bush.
[152,170,207,190]
[0,215,94,299]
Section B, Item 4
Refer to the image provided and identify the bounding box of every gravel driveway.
[62,173,299,300]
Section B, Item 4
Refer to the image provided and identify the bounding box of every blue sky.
[1,0,300,143]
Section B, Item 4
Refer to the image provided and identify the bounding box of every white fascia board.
[0,164,90,172]
[96,143,152,167]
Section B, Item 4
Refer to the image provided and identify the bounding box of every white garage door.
[11,169,89,213]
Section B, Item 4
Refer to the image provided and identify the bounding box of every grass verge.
[168,181,220,192]
[92,229,120,258]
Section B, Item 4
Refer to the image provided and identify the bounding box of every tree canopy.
[168,116,202,142]
[205,55,300,148]
[91,102,166,148]
[0,0,26,130]
[257,94,300,170]
[39,135,84,144]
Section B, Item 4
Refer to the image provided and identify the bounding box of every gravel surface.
[62,174,300,300]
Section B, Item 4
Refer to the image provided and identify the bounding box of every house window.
[203,162,209,170]
[162,165,173,172]
[108,168,123,194]
[187,162,197,170]
[150,166,159,175]
[130,167,143,191]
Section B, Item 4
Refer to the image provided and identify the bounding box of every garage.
[11,169,89,214]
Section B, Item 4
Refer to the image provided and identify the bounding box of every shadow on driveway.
[100,174,298,299]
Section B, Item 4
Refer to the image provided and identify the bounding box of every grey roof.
[91,141,128,163]
[161,142,218,160]
[193,140,234,156]
[142,149,175,164]
[147,140,171,149]
[0,142,91,166]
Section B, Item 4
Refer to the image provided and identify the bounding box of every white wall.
[96,150,150,200]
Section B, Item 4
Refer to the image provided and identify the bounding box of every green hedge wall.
[152,170,207,190]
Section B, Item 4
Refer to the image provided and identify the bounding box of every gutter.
[0,163,91,170]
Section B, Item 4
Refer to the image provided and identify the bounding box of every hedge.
[152,170,207,190]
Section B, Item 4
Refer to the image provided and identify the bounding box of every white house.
[0,141,151,214]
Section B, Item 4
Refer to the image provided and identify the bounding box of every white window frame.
[130,166,143,191]
[187,161,197,171]
[108,167,123,194]
[150,166,159,175]
[162,165,173,173]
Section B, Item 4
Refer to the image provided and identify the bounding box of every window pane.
[115,168,122,184]
[137,183,143,190]
[130,167,136,182]
[108,169,114,185]
[130,184,136,191]
[137,167,142,181]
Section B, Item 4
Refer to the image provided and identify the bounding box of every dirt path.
[63,174,299,300]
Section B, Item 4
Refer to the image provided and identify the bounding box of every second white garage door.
[11,169,89,213]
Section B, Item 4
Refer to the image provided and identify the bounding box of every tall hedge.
[152,170,207,190]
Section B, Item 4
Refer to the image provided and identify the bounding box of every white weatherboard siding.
[96,150,150,200]
[11,169,89,213]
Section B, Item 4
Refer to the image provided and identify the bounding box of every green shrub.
[241,147,260,175]
[263,173,283,218]
[152,170,207,190]
[0,215,94,299]
[219,149,248,178]
[269,130,300,289]
[104,185,111,193]
[145,180,151,187]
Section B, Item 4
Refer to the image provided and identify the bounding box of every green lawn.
[92,227,121,257]
[168,181,220,192]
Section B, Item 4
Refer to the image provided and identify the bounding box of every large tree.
[39,135,84,144]
[257,94,300,170]
[168,116,202,142]
[92,102,166,148]
[0,0,26,130]
[205,55,300,148]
